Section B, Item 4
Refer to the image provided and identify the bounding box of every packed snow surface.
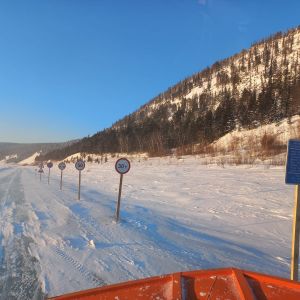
[0,157,295,298]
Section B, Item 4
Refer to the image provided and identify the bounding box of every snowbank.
[18,152,40,166]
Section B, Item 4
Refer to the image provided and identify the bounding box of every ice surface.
[0,157,295,297]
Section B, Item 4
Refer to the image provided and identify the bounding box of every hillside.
[0,141,78,163]
[38,26,300,161]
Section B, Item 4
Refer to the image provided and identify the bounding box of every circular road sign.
[58,162,66,171]
[75,160,85,171]
[115,158,131,175]
[47,161,53,168]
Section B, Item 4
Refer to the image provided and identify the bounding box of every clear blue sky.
[0,0,299,143]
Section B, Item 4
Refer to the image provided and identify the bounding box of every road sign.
[47,161,53,184]
[75,160,85,200]
[286,140,300,281]
[58,162,66,171]
[115,158,131,175]
[286,140,300,184]
[39,163,44,168]
[75,160,85,171]
[58,162,66,190]
[115,158,131,222]
[38,168,43,182]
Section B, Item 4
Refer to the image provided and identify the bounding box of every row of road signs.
[35,142,300,281]
[37,158,131,222]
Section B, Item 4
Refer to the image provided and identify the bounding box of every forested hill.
[38,26,300,161]
[0,140,77,163]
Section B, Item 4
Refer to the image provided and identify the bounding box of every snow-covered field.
[0,157,295,298]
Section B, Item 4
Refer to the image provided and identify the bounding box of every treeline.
[37,27,300,161]
[117,25,300,122]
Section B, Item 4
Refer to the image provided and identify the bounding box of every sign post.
[115,158,130,222]
[291,185,300,281]
[75,160,85,200]
[58,162,66,190]
[286,139,300,281]
[38,163,44,182]
[38,168,44,181]
[47,161,53,184]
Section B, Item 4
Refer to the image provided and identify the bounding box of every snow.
[64,152,148,162]
[5,154,18,161]
[213,115,300,151]
[0,156,296,297]
[185,86,203,100]
[18,152,40,166]
[145,29,300,118]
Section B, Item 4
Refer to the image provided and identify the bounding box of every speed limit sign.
[38,167,43,182]
[58,162,66,171]
[47,161,53,184]
[115,158,131,174]
[75,160,85,171]
[75,159,85,200]
[115,158,130,222]
[58,162,66,190]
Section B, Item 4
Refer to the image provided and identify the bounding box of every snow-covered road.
[0,167,45,299]
[0,157,295,298]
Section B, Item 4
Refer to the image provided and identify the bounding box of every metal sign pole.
[291,184,300,281]
[60,170,63,190]
[286,140,300,281]
[78,170,81,200]
[40,173,41,182]
[58,162,66,190]
[114,158,130,222]
[115,174,123,222]
[75,160,85,200]
[48,168,50,184]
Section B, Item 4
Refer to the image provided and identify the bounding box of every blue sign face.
[286,140,300,184]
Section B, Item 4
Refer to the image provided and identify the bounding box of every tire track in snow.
[0,168,45,300]
[0,168,19,206]
[54,196,146,280]
[23,170,108,288]
[26,168,202,282]
[71,211,148,279]
[50,245,105,286]
[29,173,149,280]
[24,168,191,283]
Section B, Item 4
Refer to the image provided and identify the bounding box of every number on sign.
[115,158,130,174]
[75,160,85,171]
[58,162,66,171]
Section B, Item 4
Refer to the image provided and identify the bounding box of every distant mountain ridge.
[38,25,300,161]
[0,140,78,163]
